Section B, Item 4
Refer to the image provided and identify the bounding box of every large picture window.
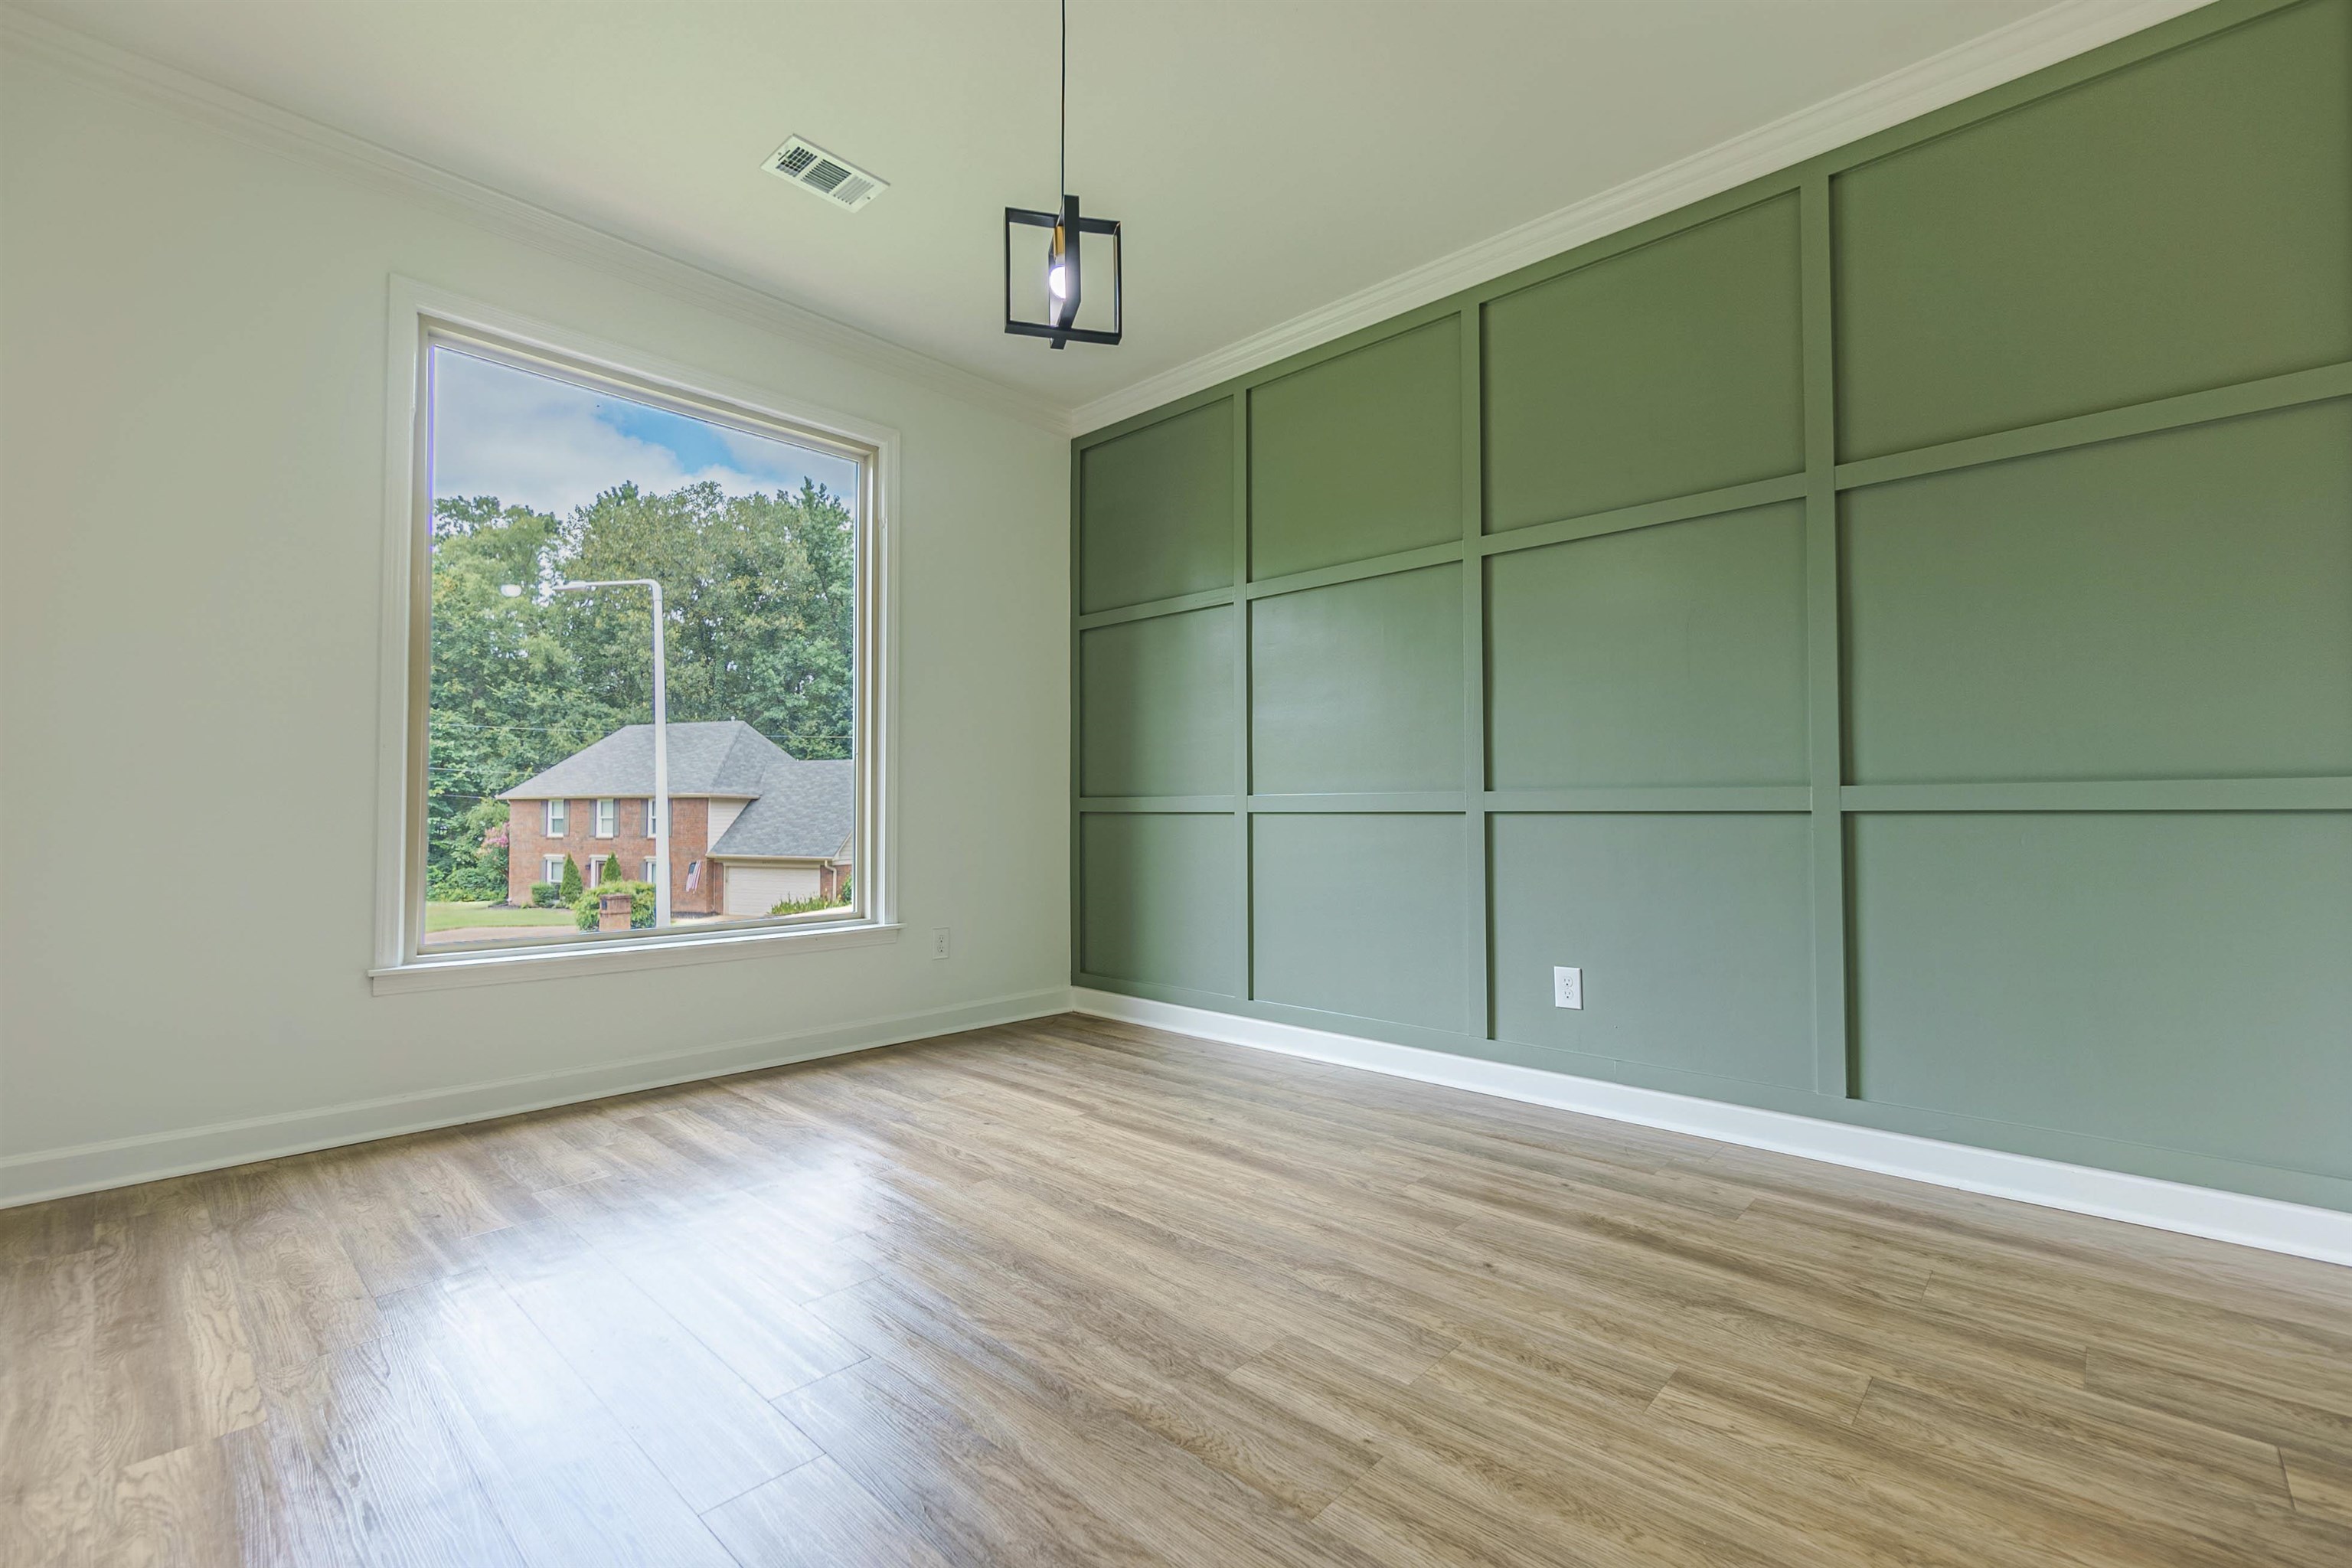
[394,313,882,969]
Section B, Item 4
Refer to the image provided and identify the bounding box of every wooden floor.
[5,1015,2350,1566]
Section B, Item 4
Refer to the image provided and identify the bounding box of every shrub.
[430,866,502,903]
[769,888,852,916]
[558,854,583,903]
[530,882,561,908]
[574,879,655,930]
[472,806,510,889]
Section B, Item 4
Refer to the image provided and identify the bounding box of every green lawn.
[424,900,576,932]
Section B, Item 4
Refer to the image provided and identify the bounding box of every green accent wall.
[1253,564,1463,794]
[1070,0,2352,1214]
[1250,318,1463,579]
[1487,501,1810,789]
[1079,607,1236,797]
[1485,194,1805,530]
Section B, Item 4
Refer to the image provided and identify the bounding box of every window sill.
[371,921,900,995]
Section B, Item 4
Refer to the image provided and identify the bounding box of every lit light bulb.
[1045,221,1070,305]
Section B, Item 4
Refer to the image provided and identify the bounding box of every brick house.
[501,721,853,917]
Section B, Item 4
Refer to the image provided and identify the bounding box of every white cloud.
[428,349,853,518]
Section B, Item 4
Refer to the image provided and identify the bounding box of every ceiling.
[24,1,2059,417]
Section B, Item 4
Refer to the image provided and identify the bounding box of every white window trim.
[371,278,897,993]
[594,798,617,838]
[541,855,564,886]
[545,799,567,836]
[587,854,609,887]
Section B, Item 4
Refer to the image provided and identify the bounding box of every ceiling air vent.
[763,136,887,211]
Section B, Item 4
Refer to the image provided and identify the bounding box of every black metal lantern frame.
[1005,194,1122,348]
[1004,1,1121,349]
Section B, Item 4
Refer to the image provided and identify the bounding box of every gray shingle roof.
[710,756,854,862]
[499,720,782,800]
[500,720,854,864]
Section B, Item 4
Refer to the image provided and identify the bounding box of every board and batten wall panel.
[1486,501,1809,790]
[1077,398,1234,612]
[1250,318,1462,579]
[1482,193,1805,531]
[1072,0,2352,1214]
[1490,813,1815,1089]
[1831,0,2352,459]
[1253,565,1464,795]
[1079,607,1236,798]
[1842,401,2352,784]
[1079,814,1236,997]
[1252,814,1469,1032]
[1850,812,2352,1179]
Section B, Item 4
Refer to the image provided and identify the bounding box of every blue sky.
[430,347,860,519]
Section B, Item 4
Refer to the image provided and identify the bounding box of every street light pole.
[545,578,671,930]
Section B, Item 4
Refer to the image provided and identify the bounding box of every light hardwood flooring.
[5,1014,2350,1566]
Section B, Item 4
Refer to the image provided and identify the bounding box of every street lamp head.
[543,578,658,596]
[498,583,524,598]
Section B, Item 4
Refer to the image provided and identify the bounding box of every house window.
[394,304,884,971]
[541,855,564,886]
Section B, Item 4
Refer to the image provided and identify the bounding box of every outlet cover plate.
[1553,966,1583,1010]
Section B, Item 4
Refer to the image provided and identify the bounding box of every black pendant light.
[1004,0,1122,348]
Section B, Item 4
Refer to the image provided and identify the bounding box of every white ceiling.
[24,1,2060,417]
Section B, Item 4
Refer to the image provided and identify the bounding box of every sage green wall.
[1070,0,2352,1214]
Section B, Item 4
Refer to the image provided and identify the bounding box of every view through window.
[421,341,864,952]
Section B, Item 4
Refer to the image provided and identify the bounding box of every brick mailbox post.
[597,890,635,933]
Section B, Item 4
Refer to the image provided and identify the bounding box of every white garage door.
[722,863,822,916]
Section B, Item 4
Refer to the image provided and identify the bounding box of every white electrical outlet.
[931,927,951,961]
[1553,966,1583,1010]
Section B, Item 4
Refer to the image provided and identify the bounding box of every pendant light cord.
[1058,0,1067,204]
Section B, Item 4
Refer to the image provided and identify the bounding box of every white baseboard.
[0,987,1074,1207]
[1073,988,2352,1270]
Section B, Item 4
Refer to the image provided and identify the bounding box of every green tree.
[422,479,856,889]
[558,854,583,903]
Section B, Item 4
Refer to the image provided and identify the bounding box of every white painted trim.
[374,920,903,996]
[0,987,1074,1208]
[1067,0,2213,436]
[371,276,902,985]
[1072,989,2352,1271]
[0,7,1067,433]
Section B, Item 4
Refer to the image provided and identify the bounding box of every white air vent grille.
[763,136,887,211]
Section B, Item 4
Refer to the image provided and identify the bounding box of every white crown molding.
[1,1,2220,440]
[0,6,1070,433]
[1069,0,2214,436]
[1073,990,2352,1270]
